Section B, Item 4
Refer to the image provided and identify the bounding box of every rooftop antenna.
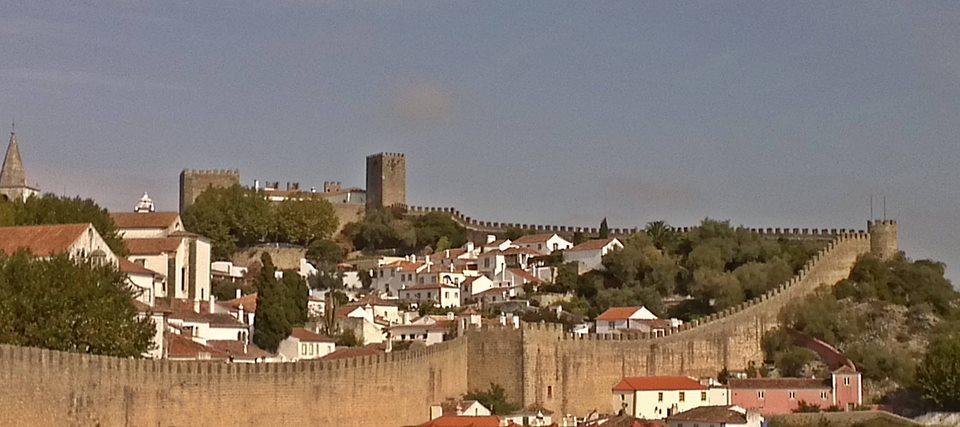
[883,196,887,220]
[869,195,874,220]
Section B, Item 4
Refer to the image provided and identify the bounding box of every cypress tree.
[281,271,308,326]
[599,218,610,239]
[253,254,291,352]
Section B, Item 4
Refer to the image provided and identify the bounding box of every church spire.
[0,126,26,188]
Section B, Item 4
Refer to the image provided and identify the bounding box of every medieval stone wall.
[0,231,875,426]
[179,169,241,213]
[366,153,407,211]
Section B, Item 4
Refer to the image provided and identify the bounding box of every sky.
[1,1,958,281]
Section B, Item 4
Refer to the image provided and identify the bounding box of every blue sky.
[2,1,958,280]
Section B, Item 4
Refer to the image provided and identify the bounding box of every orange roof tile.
[319,344,386,361]
[612,376,706,391]
[290,328,336,343]
[513,233,558,244]
[119,258,164,277]
[417,415,502,427]
[165,333,227,360]
[124,237,183,255]
[596,307,647,321]
[728,377,830,390]
[666,406,747,424]
[508,268,542,283]
[567,238,619,252]
[0,223,90,257]
[221,293,258,313]
[110,212,180,230]
[206,340,274,360]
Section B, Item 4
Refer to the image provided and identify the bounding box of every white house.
[595,306,681,335]
[512,233,572,255]
[110,211,184,239]
[666,405,763,427]
[372,259,427,296]
[277,328,336,361]
[481,235,513,252]
[477,250,508,277]
[613,376,729,420]
[399,283,461,308]
[124,235,212,303]
[429,400,491,420]
[387,315,454,346]
[502,406,555,427]
[564,238,624,273]
[0,223,119,266]
[119,258,164,307]
[460,275,495,305]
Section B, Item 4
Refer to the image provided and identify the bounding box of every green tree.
[917,333,960,410]
[342,209,416,252]
[281,271,308,326]
[413,212,467,250]
[0,252,154,357]
[435,236,451,252]
[645,220,676,250]
[182,185,274,259]
[273,196,338,245]
[463,383,521,415]
[306,239,345,268]
[599,218,610,239]
[252,254,291,352]
[6,194,126,255]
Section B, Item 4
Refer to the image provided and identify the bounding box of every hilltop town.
[0,130,956,427]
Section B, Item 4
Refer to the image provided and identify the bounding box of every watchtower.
[179,169,241,213]
[365,153,406,210]
[867,220,899,260]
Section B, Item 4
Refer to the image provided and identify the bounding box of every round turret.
[867,220,899,260]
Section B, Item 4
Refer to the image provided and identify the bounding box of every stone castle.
[0,221,899,426]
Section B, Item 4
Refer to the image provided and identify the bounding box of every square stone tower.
[365,153,406,210]
[179,169,241,213]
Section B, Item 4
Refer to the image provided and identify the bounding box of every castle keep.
[179,169,241,213]
[366,152,407,210]
[0,223,899,427]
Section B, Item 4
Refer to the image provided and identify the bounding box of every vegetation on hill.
[0,194,126,255]
[763,254,959,410]
[341,209,467,254]
[182,185,339,259]
[0,252,154,357]
[554,219,824,320]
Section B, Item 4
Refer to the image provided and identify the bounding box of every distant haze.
[2,1,958,282]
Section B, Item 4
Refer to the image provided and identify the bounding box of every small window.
[679,392,685,402]
[658,392,663,402]
[701,391,707,401]
[821,391,828,400]
[547,385,553,399]
[843,377,851,386]
[789,391,796,400]
[758,391,765,399]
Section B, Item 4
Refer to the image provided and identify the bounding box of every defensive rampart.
[0,231,875,426]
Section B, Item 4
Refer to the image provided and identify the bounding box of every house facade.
[564,238,624,273]
[729,368,862,415]
[613,376,729,419]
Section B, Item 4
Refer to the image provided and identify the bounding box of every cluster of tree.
[342,209,466,254]
[0,252,154,357]
[462,383,520,415]
[251,254,309,352]
[551,219,822,320]
[766,254,960,409]
[0,194,126,255]
[182,185,339,259]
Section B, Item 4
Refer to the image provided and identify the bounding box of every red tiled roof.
[119,258,164,277]
[508,268,542,283]
[728,377,830,390]
[165,333,227,360]
[221,293,258,313]
[567,238,619,252]
[124,237,183,255]
[319,344,386,361]
[402,283,458,291]
[513,233,557,244]
[429,248,466,261]
[581,416,665,427]
[666,405,746,423]
[384,260,424,272]
[110,212,180,229]
[0,223,90,257]
[290,328,336,343]
[417,415,502,427]
[501,247,541,256]
[596,307,647,321]
[612,376,706,391]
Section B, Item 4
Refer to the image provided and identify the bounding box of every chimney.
[254,179,260,190]
[446,312,455,320]
[209,294,215,314]
[193,299,200,313]
[486,235,496,244]
[385,337,393,353]
[238,304,245,324]
[236,288,242,299]
[466,242,474,253]
[445,249,450,258]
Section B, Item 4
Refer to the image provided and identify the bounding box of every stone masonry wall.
[179,169,241,213]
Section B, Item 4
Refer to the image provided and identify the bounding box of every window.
[547,386,553,399]
[620,394,625,401]
[553,243,559,251]
[789,391,796,400]
[843,377,851,386]
[658,392,663,402]
[537,244,542,250]
[301,343,307,354]
[679,392,685,402]
[758,391,765,399]
[700,391,707,401]
[180,267,186,291]
[821,391,828,400]
[484,258,490,268]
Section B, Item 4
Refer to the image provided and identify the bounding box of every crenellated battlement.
[181,168,240,176]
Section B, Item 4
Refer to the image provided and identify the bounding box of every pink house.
[729,367,862,415]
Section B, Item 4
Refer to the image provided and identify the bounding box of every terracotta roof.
[0,223,90,257]
[508,268,542,283]
[501,247,541,256]
[513,233,558,244]
[485,239,508,246]
[110,212,180,230]
[666,405,747,424]
[206,340,274,360]
[319,344,386,361]
[581,416,665,427]
[567,238,619,252]
[384,260,424,272]
[165,333,227,360]
[221,293,258,313]
[131,299,153,313]
[336,304,367,319]
[417,415,502,427]
[290,328,336,343]
[729,377,830,390]
[429,248,466,261]
[124,237,183,255]
[475,286,515,297]
[612,376,706,391]
[402,283,459,291]
[355,294,401,307]
[596,307,648,321]
[119,258,164,277]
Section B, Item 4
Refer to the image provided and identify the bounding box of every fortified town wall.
[0,223,894,426]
